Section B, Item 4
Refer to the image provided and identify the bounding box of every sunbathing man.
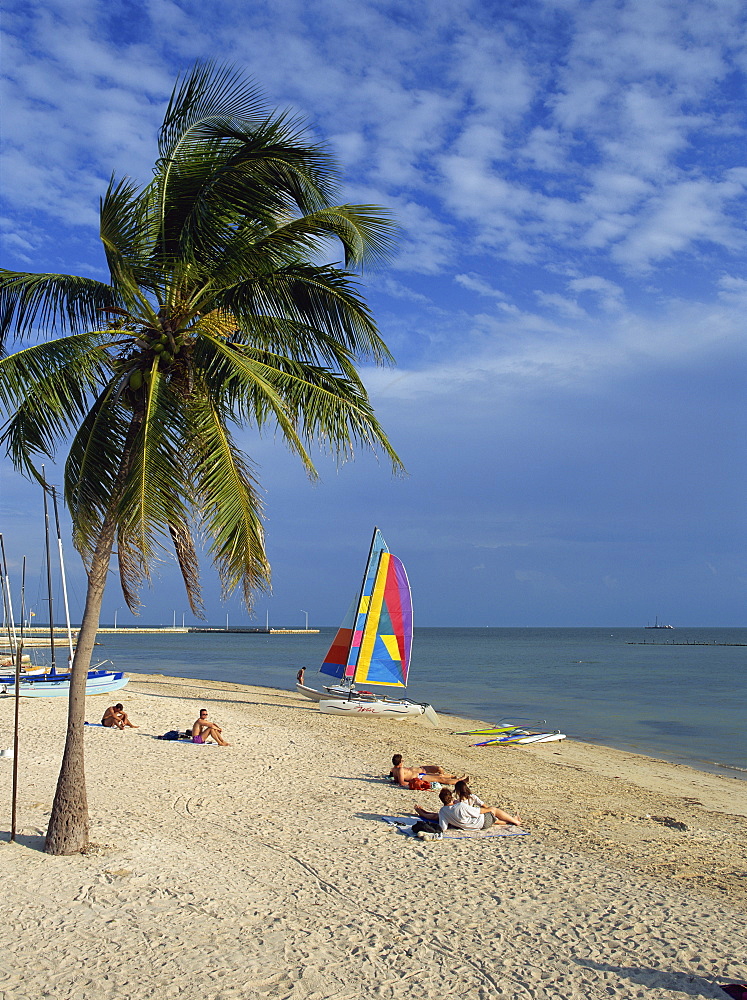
[192,708,230,746]
[389,754,468,788]
[415,781,522,830]
[101,703,138,729]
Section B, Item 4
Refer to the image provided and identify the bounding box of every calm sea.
[95,627,747,780]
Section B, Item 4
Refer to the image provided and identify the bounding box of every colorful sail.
[319,596,357,679]
[320,529,389,679]
[319,527,413,688]
[351,552,413,688]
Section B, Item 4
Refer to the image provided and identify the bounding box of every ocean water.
[94,626,747,780]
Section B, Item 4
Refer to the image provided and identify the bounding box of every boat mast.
[0,534,18,653]
[51,487,74,668]
[42,473,57,676]
[10,556,25,843]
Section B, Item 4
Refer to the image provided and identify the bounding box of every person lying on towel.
[389,754,468,787]
[415,782,522,831]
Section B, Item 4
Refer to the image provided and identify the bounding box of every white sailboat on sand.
[0,485,127,698]
[298,528,438,725]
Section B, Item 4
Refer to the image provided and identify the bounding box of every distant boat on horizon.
[645,617,674,629]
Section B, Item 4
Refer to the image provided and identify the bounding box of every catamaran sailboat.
[300,528,438,725]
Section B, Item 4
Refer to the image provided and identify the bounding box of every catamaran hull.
[296,682,357,702]
[319,697,438,723]
[0,670,128,698]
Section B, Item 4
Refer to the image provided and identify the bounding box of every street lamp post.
[114,607,122,629]
[301,610,309,630]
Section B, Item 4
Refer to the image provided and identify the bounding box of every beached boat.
[0,665,128,698]
[296,681,352,702]
[470,730,566,746]
[0,484,128,699]
[314,527,438,725]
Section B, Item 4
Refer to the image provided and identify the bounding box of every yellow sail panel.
[356,552,389,682]
[380,635,400,659]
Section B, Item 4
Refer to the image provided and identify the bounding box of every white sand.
[1,673,745,1000]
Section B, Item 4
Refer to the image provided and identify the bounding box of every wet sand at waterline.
[0,673,745,999]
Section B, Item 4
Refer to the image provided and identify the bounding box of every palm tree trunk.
[44,514,116,854]
[45,407,143,855]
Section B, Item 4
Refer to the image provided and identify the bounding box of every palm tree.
[0,62,402,855]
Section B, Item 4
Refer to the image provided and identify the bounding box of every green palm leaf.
[187,393,270,604]
[0,334,110,476]
[0,272,119,344]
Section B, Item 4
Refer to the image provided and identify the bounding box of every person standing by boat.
[101,704,137,729]
[296,668,305,686]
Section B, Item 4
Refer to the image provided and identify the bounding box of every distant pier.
[188,627,319,634]
[627,640,745,646]
[18,626,319,636]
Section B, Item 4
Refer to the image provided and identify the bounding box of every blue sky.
[1,0,745,627]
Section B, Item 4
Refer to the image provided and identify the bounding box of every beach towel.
[382,815,530,839]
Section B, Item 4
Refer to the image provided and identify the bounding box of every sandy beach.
[1,673,745,1000]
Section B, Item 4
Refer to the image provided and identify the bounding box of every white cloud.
[568,276,625,311]
[534,291,587,319]
[613,175,747,270]
[454,274,508,299]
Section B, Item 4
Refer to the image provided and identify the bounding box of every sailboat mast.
[10,556,26,843]
[42,474,57,676]
[0,534,18,652]
[51,488,74,668]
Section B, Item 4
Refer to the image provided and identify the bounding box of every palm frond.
[65,386,132,562]
[193,331,316,475]
[235,350,403,469]
[99,175,162,318]
[0,62,402,622]
[159,62,267,162]
[245,205,398,269]
[193,333,402,471]
[186,394,270,608]
[0,334,110,477]
[114,370,193,608]
[155,128,338,271]
[0,271,119,344]
[209,265,395,364]
[169,520,204,617]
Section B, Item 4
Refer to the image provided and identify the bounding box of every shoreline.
[1,671,745,998]
[128,666,747,784]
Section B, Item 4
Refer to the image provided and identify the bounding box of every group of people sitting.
[390,755,522,833]
[101,704,230,746]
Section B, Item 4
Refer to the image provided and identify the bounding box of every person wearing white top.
[415,782,522,832]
